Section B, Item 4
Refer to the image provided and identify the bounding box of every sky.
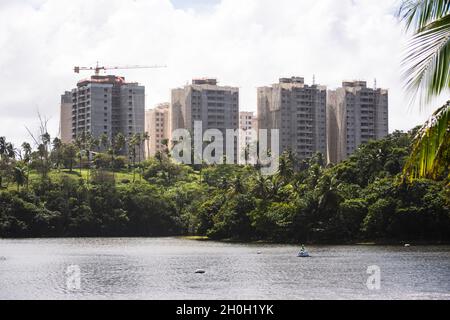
[0,0,448,147]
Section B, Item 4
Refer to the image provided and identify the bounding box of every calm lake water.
[0,238,449,300]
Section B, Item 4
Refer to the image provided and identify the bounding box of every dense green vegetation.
[0,129,449,243]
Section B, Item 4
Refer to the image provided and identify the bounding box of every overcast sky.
[0,0,447,147]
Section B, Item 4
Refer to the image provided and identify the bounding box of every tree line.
[0,128,448,242]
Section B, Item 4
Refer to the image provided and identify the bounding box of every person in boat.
[300,244,305,253]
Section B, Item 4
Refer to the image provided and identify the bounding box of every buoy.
[257,251,262,255]
[195,269,206,274]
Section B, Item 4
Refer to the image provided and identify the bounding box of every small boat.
[298,251,310,258]
[298,244,310,257]
[195,269,206,274]
[404,244,411,247]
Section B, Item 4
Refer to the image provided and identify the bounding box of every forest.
[0,127,449,243]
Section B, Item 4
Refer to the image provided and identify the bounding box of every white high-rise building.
[170,78,239,163]
[145,103,170,158]
[65,75,145,155]
[257,77,327,160]
[327,80,389,163]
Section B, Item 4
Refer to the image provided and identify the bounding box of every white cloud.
[0,0,446,147]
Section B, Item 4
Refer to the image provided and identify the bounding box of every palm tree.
[13,166,26,191]
[1,142,17,188]
[100,133,109,152]
[398,0,450,180]
[129,134,139,182]
[5,142,16,160]
[134,133,143,180]
[37,143,47,179]
[52,137,63,171]
[84,132,94,182]
[133,133,147,181]
[253,174,269,198]
[110,133,126,181]
[161,139,170,157]
[21,142,32,190]
[404,101,449,179]
[74,135,84,178]
[143,132,150,160]
[0,137,7,188]
[277,151,294,184]
[63,143,77,173]
[229,176,245,195]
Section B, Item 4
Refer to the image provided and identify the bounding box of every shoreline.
[181,237,450,246]
[0,235,449,246]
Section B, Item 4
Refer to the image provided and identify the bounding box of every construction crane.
[74,62,167,76]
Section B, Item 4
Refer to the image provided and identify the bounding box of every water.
[0,238,449,300]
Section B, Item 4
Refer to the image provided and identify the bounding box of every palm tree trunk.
[79,154,82,179]
[26,167,29,191]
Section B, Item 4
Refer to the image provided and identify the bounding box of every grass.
[182,236,210,241]
[5,169,141,191]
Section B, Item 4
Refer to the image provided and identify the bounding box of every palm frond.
[402,13,450,105]
[403,100,450,180]
[399,0,450,32]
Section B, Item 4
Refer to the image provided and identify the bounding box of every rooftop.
[77,75,139,87]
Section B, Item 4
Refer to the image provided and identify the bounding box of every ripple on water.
[0,238,449,300]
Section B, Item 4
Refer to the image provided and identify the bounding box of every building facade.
[170,78,239,163]
[60,91,73,144]
[66,75,145,154]
[257,77,327,160]
[238,111,257,164]
[327,81,389,163]
[145,103,170,158]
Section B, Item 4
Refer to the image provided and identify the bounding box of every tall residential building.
[67,75,145,154]
[327,80,389,163]
[238,111,257,164]
[170,78,239,162]
[257,77,327,160]
[145,103,170,158]
[60,91,73,143]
